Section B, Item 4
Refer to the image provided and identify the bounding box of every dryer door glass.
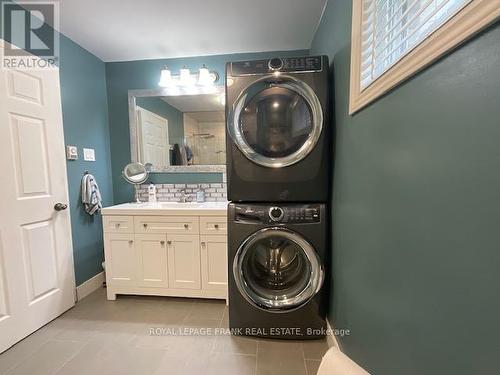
[233,228,324,312]
[228,76,323,168]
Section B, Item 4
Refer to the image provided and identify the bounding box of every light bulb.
[158,67,172,87]
[180,66,192,86]
[198,65,213,86]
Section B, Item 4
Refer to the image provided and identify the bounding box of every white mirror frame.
[128,87,227,173]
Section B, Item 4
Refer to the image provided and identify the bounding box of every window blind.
[360,0,473,89]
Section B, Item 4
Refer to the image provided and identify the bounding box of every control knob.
[269,206,284,222]
[268,58,283,71]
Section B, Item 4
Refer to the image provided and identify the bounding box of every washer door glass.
[233,228,324,312]
[228,75,323,168]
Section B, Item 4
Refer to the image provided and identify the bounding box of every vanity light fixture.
[179,66,193,86]
[158,65,219,89]
[158,66,173,87]
[198,64,212,86]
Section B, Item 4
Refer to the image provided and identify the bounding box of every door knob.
[54,203,68,211]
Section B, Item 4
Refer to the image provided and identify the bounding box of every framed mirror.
[128,87,226,173]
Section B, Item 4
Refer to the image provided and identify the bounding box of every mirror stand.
[122,162,149,203]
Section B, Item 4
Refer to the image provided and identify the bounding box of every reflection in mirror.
[130,89,226,172]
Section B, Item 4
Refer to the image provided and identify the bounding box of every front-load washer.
[225,55,330,202]
[228,202,328,339]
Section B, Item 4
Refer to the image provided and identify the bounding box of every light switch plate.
[66,145,78,160]
[83,148,96,161]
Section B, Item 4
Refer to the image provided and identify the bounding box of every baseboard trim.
[76,271,104,301]
[326,319,341,350]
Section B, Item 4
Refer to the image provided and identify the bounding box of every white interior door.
[0,40,76,353]
[137,107,169,168]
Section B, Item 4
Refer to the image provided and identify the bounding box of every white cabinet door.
[167,234,201,290]
[104,233,136,286]
[136,234,168,288]
[0,40,75,353]
[200,236,228,291]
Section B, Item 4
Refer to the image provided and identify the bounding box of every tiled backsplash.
[138,183,227,202]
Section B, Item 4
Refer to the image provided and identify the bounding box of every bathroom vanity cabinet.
[101,203,228,302]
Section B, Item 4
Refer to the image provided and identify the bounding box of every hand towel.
[81,173,102,215]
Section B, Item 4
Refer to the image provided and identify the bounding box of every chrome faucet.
[178,189,193,203]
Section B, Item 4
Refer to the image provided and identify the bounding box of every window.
[349,0,499,114]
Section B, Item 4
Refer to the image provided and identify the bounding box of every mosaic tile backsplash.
[138,183,228,202]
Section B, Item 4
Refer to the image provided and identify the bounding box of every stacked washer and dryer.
[225,56,331,339]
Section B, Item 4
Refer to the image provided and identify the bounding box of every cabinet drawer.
[103,216,134,233]
[135,216,199,234]
[200,216,227,235]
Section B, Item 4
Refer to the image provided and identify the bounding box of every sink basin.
[159,202,206,209]
[159,201,228,209]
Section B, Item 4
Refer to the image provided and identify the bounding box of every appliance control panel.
[230,56,323,76]
[234,204,321,224]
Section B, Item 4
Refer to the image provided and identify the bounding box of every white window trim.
[349,0,500,115]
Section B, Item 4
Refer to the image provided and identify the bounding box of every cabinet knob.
[214,224,219,229]
[201,241,206,246]
[184,224,189,229]
[128,240,134,245]
[143,223,148,228]
[167,240,172,245]
[160,240,165,245]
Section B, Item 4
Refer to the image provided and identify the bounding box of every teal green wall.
[135,97,184,145]
[59,35,113,286]
[311,1,500,373]
[105,50,308,203]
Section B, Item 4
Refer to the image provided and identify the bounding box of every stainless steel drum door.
[228,75,323,168]
[233,227,324,312]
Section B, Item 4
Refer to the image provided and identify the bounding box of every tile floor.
[0,288,328,375]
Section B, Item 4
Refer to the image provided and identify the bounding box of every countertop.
[101,201,229,216]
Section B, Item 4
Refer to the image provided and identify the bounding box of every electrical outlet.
[83,148,96,161]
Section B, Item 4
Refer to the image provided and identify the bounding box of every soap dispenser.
[148,184,157,203]
[196,188,205,203]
